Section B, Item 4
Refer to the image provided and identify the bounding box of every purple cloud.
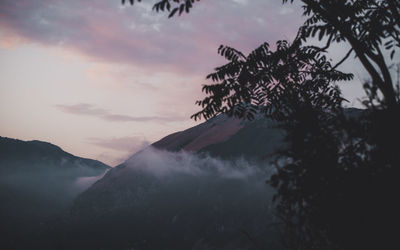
[55,103,186,122]
[87,136,149,152]
[0,0,304,75]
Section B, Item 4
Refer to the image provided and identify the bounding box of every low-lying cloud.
[56,103,186,123]
[87,136,150,152]
[124,146,272,179]
[71,146,278,249]
[75,168,110,190]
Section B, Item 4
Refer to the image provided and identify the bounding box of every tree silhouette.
[124,0,400,107]
[285,0,400,108]
[125,1,400,249]
[190,38,399,249]
[190,39,352,121]
[122,0,198,18]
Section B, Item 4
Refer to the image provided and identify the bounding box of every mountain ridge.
[0,136,111,249]
[0,136,110,172]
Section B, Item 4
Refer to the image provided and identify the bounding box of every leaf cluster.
[122,1,400,249]
[286,0,400,58]
[191,39,352,121]
[122,0,198,17]
[284,0,400,107]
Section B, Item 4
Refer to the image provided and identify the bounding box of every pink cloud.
[0,0,304,76]
[87,136,149,153]
[55,103,187,122]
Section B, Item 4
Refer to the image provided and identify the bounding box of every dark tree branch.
[301,0,397,107]
[332,48,353,70]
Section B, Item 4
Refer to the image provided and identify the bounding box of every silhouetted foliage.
[187,2,398,249]
[191,39,352,121]
[122,0,198,17]
[125,0,400,249]
[191,37,354,249]
[124,0,399,107]
[191,39,399,249]
[285,0,400,108]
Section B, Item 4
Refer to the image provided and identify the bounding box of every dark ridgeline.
[0,137,110,249]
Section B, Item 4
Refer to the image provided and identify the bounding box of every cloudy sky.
[0,0,368,166]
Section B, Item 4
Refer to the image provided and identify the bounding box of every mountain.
[0,137,111,248]
[151,114,285,159]
[0,137,110,173]
[0,110,363,249]
[74,115,285,215]
[151,114,245,152]
[69,115,286,249]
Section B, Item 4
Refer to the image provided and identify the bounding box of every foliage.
[190,37,352,250]
[122,0,198,18]
[191,39,352,121]
[285,0,400,108]
[124,0,400,107]
[124,0,400,249]
[189,36,399,249]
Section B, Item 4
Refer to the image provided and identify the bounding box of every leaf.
[168,8,178,18]
[179,4,185,15]
[390,50,395,59]
[318,27,325,41]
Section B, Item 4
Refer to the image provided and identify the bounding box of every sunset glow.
[0,0,364,165]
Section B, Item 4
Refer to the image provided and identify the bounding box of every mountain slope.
[0,137,110,212]
[152,114,245,152]
[70,110,361,249]
[0,137,110,172]
[0,136,111,248]
[76,115,284,215]
[140,114,284,160]
[200,118,284,159]
[69,115,285,249]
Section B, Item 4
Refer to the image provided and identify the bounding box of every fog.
[75,168,110,190]
[0,155,110,249]
[0,143,281,249]
[124,146,272,179]
[0,159,109,210]
[69,147,280,249]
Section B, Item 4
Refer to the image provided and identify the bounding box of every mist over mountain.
[69,111,362,250]
[0,137,110,248]
[74,115,285,214]
[66,115,286,249]
[1,110,362,249]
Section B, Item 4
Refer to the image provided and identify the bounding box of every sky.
[0,0,369,166]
